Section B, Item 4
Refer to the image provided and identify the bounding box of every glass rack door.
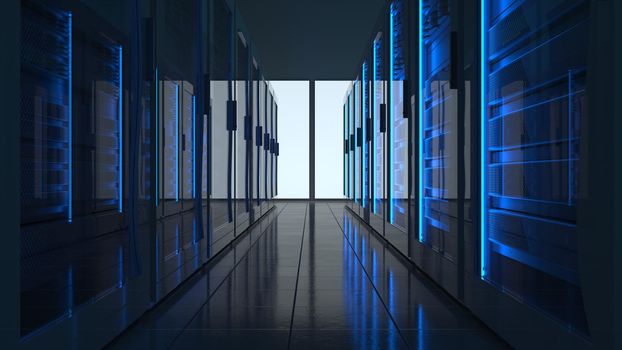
[481,0,590,335]
[252,64,261,217]
[235,33,250,232]
[420,0,459,261]
[371,33,386,235]
[388,0,408,232]
[209,0,235,249]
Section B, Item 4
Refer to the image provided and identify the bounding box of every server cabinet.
[181,82,195,206]
[159,79,180,215]
[258,79,267,212]
[385,0,409,254]
[19,0,151,345]
[209,0,235,251]
[274,101,279,197]
[353,79,362,214]
[361,59,371,222]
[370,32,387,236]
[265,88,272,203]
[235,32,251,233]
[480,0,590,335]
[252,63,262,217]
[153,0,203,299]
[270,92,277,200]
[419,0,459,263]
[346,87,354,206]
[343,101,348,198]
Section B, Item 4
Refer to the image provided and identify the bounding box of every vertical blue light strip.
[480,0,487,278]
[354,85,357,204]
[389,3,395,223]
[362,65,367,208]
[192,95,196,198]
[155,68,159,207]
[372,40,377,214]
[567,69,574,205]
[67,12,73,223]
[418,0,423,242]
[176,83,180,202]
[118,46,123,213]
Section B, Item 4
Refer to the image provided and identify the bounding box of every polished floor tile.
[108,201,508,349]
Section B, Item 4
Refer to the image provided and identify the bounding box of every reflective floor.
[108,202,508,349]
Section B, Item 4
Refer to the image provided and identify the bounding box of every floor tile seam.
[286,202,309,349]
[326,203,413,350]
[164,203,290,349]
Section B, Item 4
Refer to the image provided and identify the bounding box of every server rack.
[346,87,354,206]
[480,0,590,335]
[153,0,204,300]
[208,0,236,253]
[362,58,371,223]
[274,100,279,198]
[353,79,362,214]
[18,0,146,338]
[252,62,262,218]
[257,78,266,212]
[369,32,386,237]
[270,92,276,199]
[234,32,251,234]
[419,0,459,262]
[343,102,348,198]
[354,0,620,346]
[265,86,272,204]
[384,0,410,255]
[14,0,278,346]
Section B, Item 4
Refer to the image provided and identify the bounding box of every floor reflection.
[110,202,508,350]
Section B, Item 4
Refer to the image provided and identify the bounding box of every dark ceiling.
[237,0,386,80]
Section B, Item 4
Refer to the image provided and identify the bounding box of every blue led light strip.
[362,64,367,208]
[418,0,423,242]
[389,3,395,223]
[567,69,574,205]
[480,0,488,278]
[372,40,377,214]
[118,46,123,213]
[155,68,159,207]
[354,84,357,203]
[176,83,180,202]
[192,95,196,198]
[68,12,73,223]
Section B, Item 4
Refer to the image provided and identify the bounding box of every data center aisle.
[108,202,507,350]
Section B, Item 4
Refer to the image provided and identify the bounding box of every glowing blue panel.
[418,0,424,242]
[118,46,123,213]
[176,83,180,202]
[155,68,159,206]
[389,4,394,222]
[480,0,486,277]
[68,12,73,223]
[362,62,369,208]
[192,95,196,198]
[354,82,359,204]
[372,41,377,213]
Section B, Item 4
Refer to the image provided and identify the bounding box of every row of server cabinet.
[344,0,621,348]
[15,0,278,347]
